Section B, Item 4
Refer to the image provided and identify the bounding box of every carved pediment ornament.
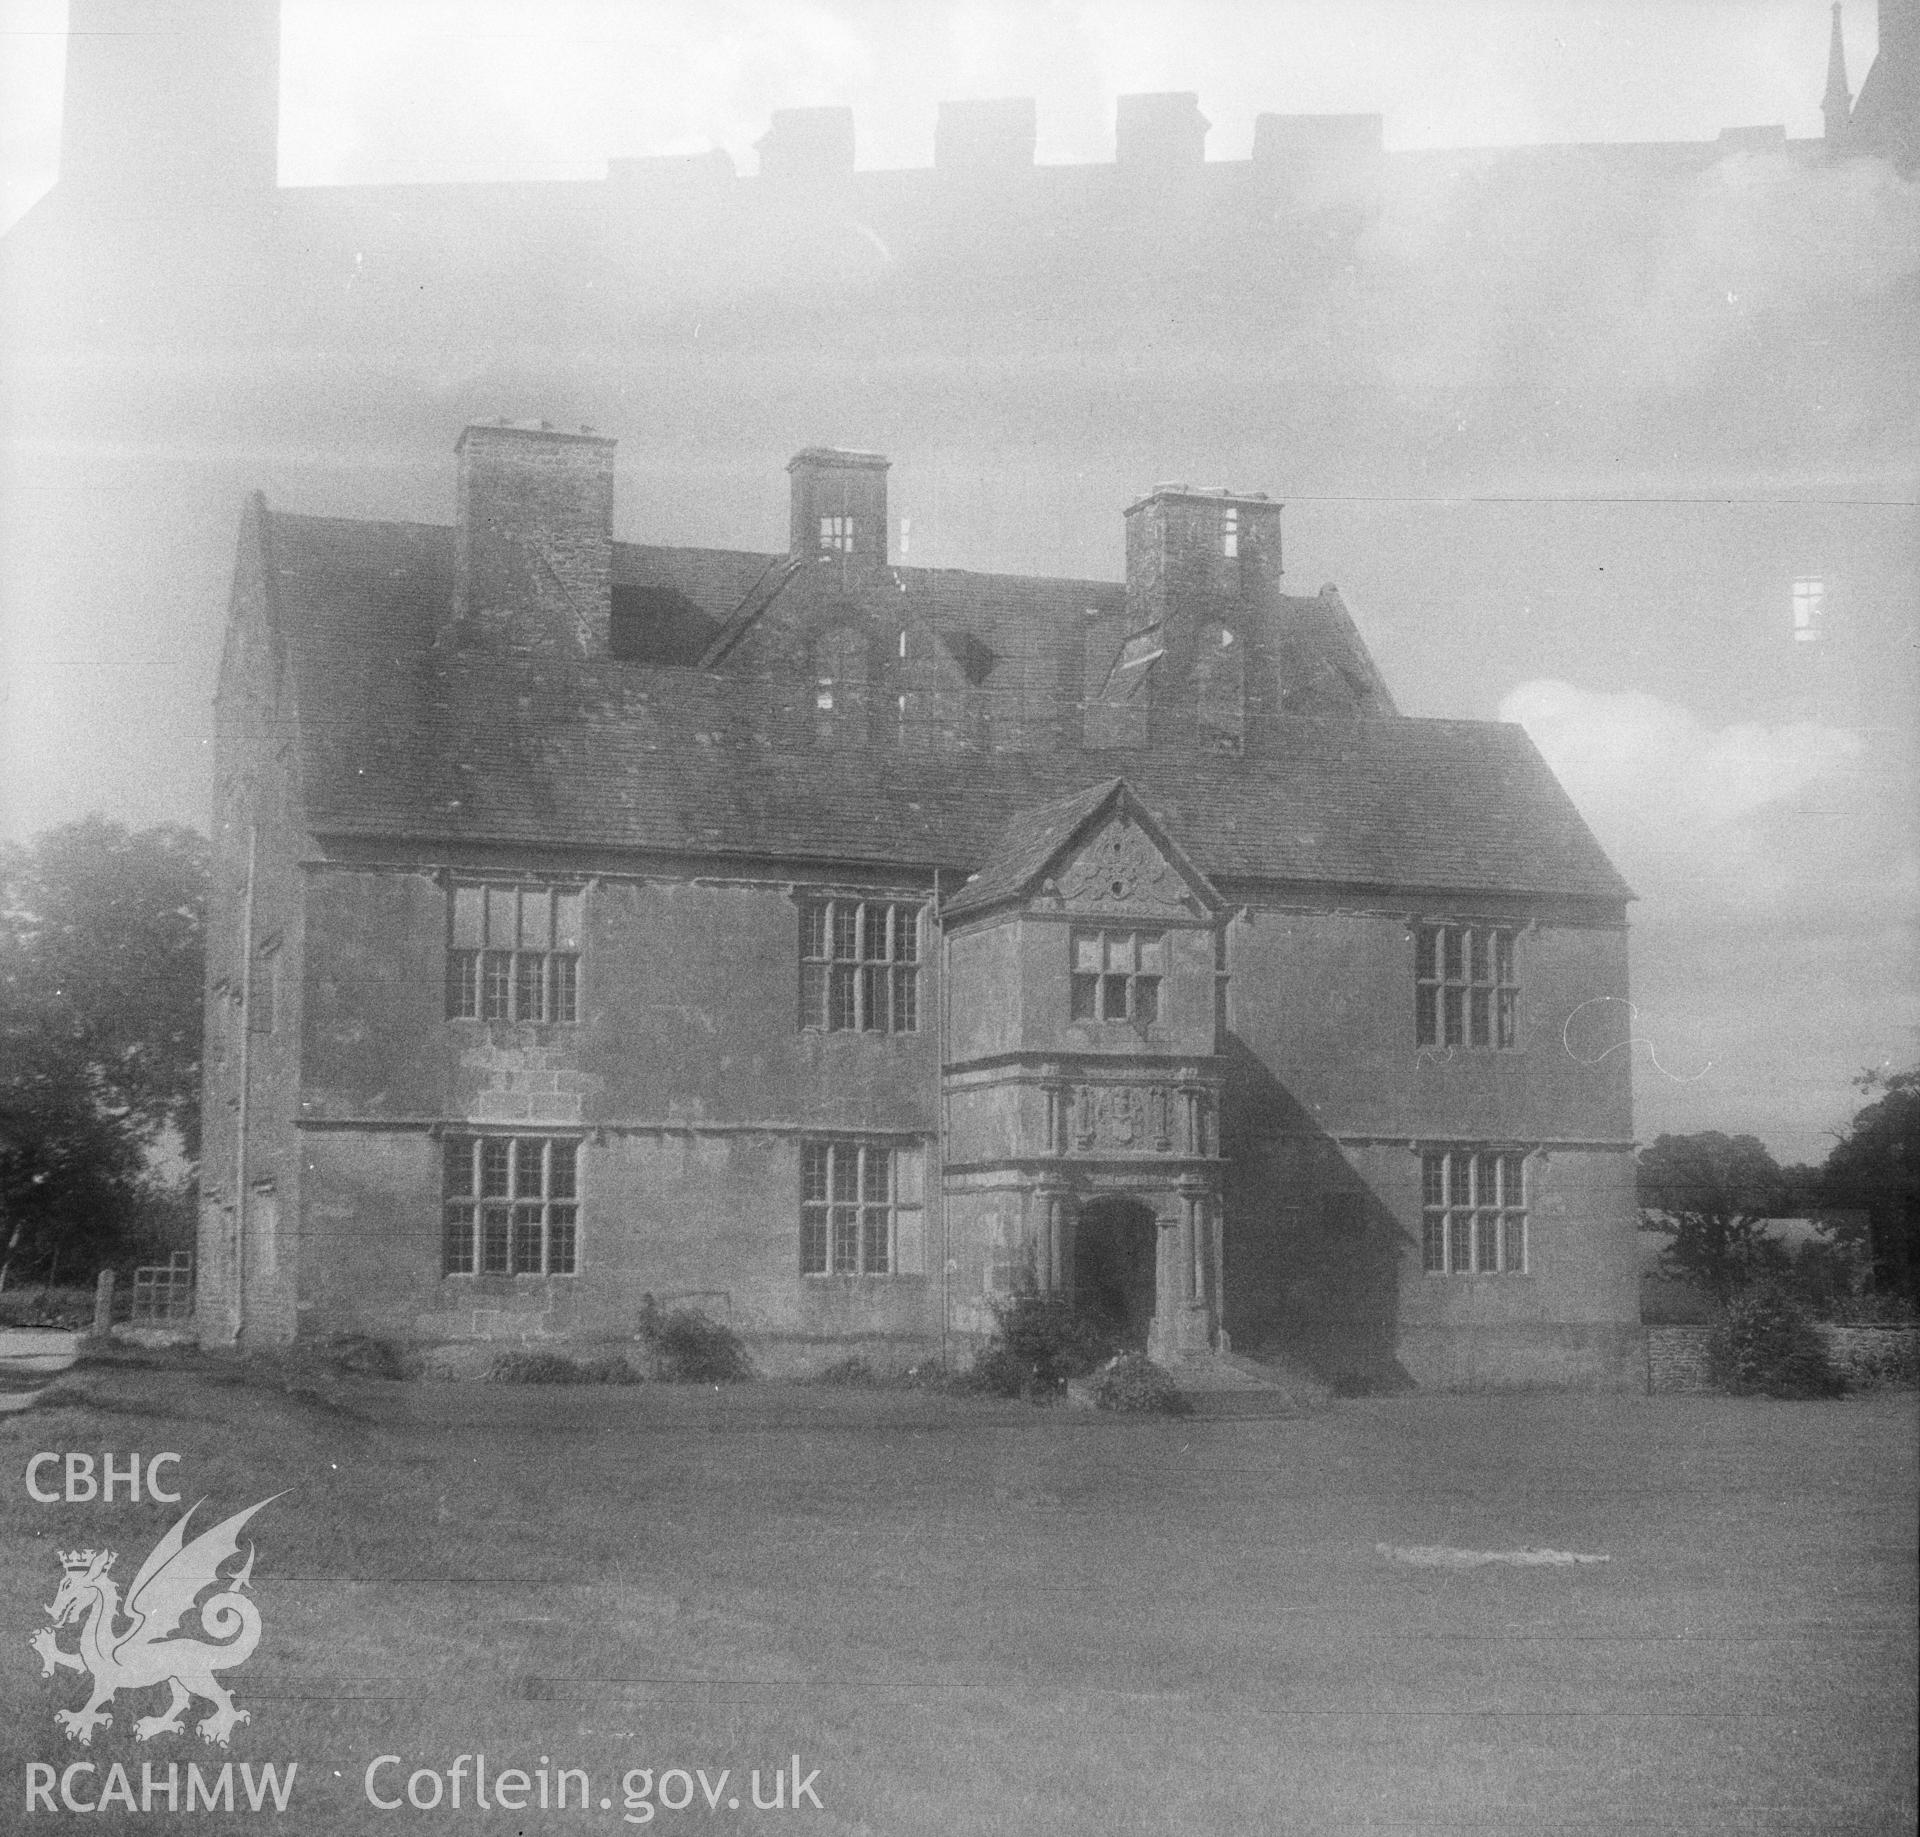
[1057,816,1187,912]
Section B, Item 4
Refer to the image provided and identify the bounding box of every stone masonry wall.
[1644,1323,1920,1393]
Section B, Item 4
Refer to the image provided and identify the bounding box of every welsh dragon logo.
[30,1495,280,1748]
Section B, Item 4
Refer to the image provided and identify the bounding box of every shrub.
[1821,1292,1920,1327]
[961,1343,1036,1399]
[490,1350,578,1384]
[638,1298,753,1384]
[897,1361,966,1393]
[326,1334,417,1380]
[490,1349,642,1385]
[0,1286,95,1330]
[816,1354,877,1386]
[576,1353,644,1385]
[1707,1287,1846,1398]
[965,1294,1114,1400]
[1092,1353,1192,1416]
[1826,1331,1920,1390]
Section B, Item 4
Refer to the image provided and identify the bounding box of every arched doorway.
[1073,1197,1159,1350]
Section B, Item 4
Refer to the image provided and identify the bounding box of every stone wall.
[1645,1325,1715,1394]
[1644,1323,1920,1393]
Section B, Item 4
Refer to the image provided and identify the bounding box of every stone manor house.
[200,422,1642,1389]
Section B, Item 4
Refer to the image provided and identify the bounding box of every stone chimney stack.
[1123,485,1283,633]
[788,447,890,580]
[756,108,856,184]
[454,422,615,655]
[1084,485,1282,752]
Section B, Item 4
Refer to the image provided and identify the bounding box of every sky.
[0,1,1915,1166]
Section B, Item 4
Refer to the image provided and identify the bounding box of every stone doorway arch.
[1072,1195,1159,1351]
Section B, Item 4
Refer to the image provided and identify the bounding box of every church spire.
[1823,3,1853,141]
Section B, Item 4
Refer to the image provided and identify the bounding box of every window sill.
[1421,1272,1534,1281]
[1414,1044,1523,1054]
[445,1019,582,1031]
[441,1272,580,1284]
[799,1272,928,1283]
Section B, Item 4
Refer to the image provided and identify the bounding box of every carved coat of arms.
[30,1496,279,1748]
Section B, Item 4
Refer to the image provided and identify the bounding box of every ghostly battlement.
[7,0,1909,358]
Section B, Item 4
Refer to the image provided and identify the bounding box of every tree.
[1817,1068,1919,1307]
[0,816,208,1287]
[1637,1131,1787,1301]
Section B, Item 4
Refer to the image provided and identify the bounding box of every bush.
[816,1354,877,1386]
[638,1298,753,1384]
[1821,1292,1920,1327]
[327,1334,417,1380]
[965,1294,1114,1400]
[490,1349,642,1385]
[1825,1331,1920,1390]
[1092,1353,1192,1415]
[1707,1287,1846,1398]
[0,1285,94,1329]
[896,1361,967,1393]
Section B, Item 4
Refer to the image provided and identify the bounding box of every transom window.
[443,1135,579,1276]
[800,1141,926,1276]
[819,515,855,554]
[448,883,581,1023]
[1071,928,1164,1024]
[1415,922,1516,1048]
[801,899,921,1033]
[1422,1150,1527,1276]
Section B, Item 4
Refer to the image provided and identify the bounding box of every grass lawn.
[3,1357,1914,1835]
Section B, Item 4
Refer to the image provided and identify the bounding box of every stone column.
[1178,1192,1199,1304]
[1209,1191,1229,1352]
[1150,1182,1215,1358]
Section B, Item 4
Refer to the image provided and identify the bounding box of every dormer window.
[819,515,855,555]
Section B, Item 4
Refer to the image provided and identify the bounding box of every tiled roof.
[943,779,1227,918]
[612,543,783,617]
[262,510,1631,902]
[942,780,1124,916]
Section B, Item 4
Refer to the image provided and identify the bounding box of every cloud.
[1501,678,1864,835]
[1502,679,1917,1159]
